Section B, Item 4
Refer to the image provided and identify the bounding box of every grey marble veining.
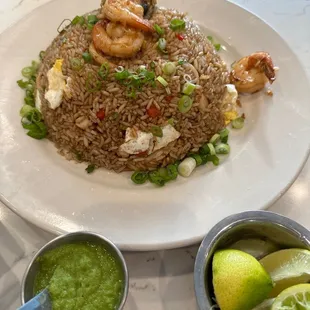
[0,0,310,309]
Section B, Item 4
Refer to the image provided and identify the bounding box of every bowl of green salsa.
[21,231,128,310]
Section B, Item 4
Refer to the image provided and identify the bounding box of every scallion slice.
[210,133,221,145]
[154,24,164,36]
[157,76,168,87]
[82,52,92,63]
[148,170,166,187]
[178,95,193,113]
[169,18,186,31]
[71,15,85,26]
[182,82,196,96]
[131,171,149,184]
[215,143,230,155]
[157,38,168,53]
[87,15,99,25]
[232,117,245,129]
[98,63,110,80]
[178,157,196,177]
[207,143,216,156]
[190,154,203,166]
[219,128,229,142]
[163,62,176,76]
[70,58,83,71]
[151,126,163,137]
[86,164,96,174]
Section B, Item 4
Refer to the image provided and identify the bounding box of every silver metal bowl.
[194,211,310,310]
[21,231,129,309]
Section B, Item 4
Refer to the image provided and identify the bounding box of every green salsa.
[33,242,124,310]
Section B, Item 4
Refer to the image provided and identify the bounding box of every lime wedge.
[271,284,310,310]
[253,298,275,310]
[229,238,279,260]
[212,249,273,310]
[260,248,310,297]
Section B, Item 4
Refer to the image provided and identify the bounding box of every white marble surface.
[0,0,309,309]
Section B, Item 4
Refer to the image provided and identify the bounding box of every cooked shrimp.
[102,0,154,32]
[230,52,276,93]
[92,21,144,58]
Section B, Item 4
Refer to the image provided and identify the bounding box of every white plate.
[0,0,309,251]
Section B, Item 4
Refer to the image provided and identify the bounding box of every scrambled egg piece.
[224,111,239,125]
[222,84,239,125]
[119,125,181,155]
[153,125,181,152]
[44,59,72,110]
[119,128,153,155]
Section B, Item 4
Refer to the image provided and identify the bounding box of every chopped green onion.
[157,38,168,53]
[170,18,186,31]
[207,143,216,155]
[215,143,230,155]
[98,63,110,80]
[24,96,35,107]
[82,52,92,63]
[127,85,137,99]
[158,168,171,181]
[232,117,245,129]
[190,154,203,166]
[150,61,156,70]
[178,59,185,65]
[131,171,148,184]
[20,105,35,117]
[148,170,166,187]
[21,108,47,139]
[200,154,209,165]
[199,143,216,155]
[178,95,193,113]
[39,51,46,61]
[219,128,229,142]
[210,133,221,144]
[221,135,228,144]
[74,151,83,161]
[70,58,83,71]
[178,157,196,177]
[87,15,99,25]
[207,36,221,52]
[207,36,214,43]
[206,155,220,166]
[85,72,102,93]
[182,82,196,96]
[174,160,181,167]
[154,24,164,36]
[57,19,71,34]
[17,80,30,89]
[71,15,85,26]
[156,76,168,87]
[150,126,163,137]
[85,164,96,174]
[214,43,221,51]
[163,62,176,76]
[167,118,175,126]
[22,67,34,79]
[166,164,178,180]
[115,69,131,81]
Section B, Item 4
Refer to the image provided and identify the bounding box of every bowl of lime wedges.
[194,211,310,310]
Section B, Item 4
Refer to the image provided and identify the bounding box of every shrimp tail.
[126,14,154,32]
[248,52,276,84]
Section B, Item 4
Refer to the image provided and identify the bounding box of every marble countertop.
[0,0,309,309]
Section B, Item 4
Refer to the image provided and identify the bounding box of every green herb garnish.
[86,164,96,174]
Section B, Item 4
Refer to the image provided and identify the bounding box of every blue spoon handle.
[18,289,52,310]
